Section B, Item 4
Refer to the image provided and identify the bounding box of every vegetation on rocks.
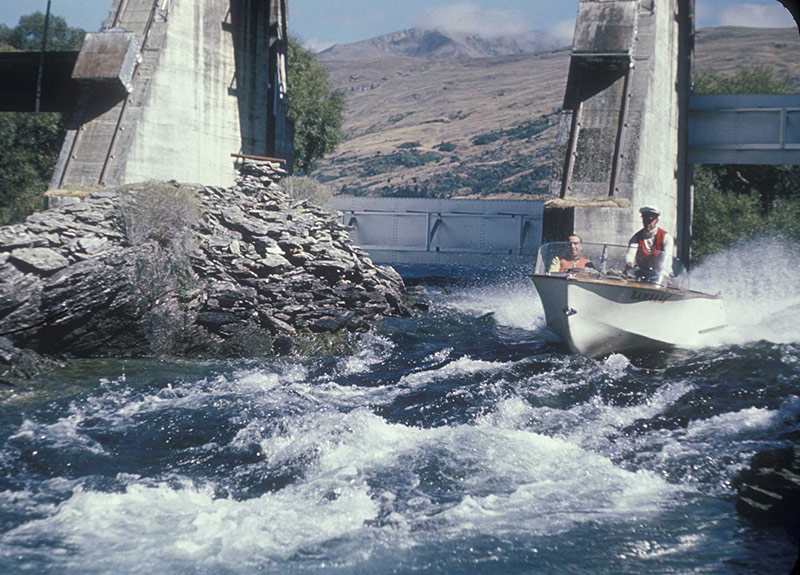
[278,176,333,204]
[0,162,414,363]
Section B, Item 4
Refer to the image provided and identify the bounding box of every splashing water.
[1,263,798,575]
[690,237,800,345]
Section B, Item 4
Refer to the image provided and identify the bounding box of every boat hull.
[529,273,727,358]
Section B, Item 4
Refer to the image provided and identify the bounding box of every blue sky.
[1,0,796,51]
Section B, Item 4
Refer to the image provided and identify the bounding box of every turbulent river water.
[1,238,799,574]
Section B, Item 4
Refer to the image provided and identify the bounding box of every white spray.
[689,237,800,346]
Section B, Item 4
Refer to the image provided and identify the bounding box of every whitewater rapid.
[1,244,799,574]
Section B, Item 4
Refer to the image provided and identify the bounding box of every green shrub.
[692,167,766,262]
[358,150,443,177]
[119,182,201,247]
[472,131,504,146]
[470,115,553,147]
[279,175,332,204]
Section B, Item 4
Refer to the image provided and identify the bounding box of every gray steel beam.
[689,94,800,165]
[0,52,80,113]
[328,197,544,267]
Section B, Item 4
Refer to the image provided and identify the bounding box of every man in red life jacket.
[624,206,674,285]
[548,234,594,272]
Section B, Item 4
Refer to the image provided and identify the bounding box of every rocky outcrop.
[0,161,414,359]
[736,445,800,542]
[0,337,57,387]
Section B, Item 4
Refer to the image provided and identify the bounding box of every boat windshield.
[534,241,688,288]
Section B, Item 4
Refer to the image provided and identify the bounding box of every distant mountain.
[318,27,567,61]
[314,27,800,200]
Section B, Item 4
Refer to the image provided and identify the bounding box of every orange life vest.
[635,228,666,269]
[559,257,591,271]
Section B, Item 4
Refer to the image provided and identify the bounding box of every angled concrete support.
[50,0,292,192]
[547,0,694,260]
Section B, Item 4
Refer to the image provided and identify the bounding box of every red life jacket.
[559,257,591,271]
[635,228,666,269]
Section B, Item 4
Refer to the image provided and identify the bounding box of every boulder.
[0,163,413,359]
[9,247,69,275]
[736,444,800,542]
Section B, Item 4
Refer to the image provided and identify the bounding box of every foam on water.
[397,356,516,389]
[3,258,799,574]
[4,477,379,573]
[690,237,800,346]
[1,364,679,574]
[437,278,548,333]
[484,379,695,452]
[9,416,107,456]
[334,332,396,377]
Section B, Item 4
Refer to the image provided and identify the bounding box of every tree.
[286,38,345,174]
[0,13,85,225]
[694,65,795,95]
[0,24,13,49]
[7,12,85,52]
[691,166,767,262]
[0,112,64,224]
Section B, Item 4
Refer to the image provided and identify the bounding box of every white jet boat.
[529,241,727,358]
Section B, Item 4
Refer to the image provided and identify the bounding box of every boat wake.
[690,237,800,346]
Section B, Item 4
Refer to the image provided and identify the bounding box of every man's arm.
[654,233,675,284]
[624,235,638,271]
[548,256,561,273]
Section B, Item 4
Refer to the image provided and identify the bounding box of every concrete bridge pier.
[546,0,693,261]
[49,0,292,193]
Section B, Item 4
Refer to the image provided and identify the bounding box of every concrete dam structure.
[3,0,798,266]
[546,0,693,256]
[49,0,292,191]
[328,0,800,266]
[548,0,800,262]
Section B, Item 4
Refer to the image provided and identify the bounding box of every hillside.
[313,27,800,199]
[318,27,566,60]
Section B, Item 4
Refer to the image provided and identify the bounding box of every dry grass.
[119,181,201,246]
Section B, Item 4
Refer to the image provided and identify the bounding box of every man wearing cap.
[624,206,674,286]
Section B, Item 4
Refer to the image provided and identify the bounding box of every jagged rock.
[36,247,150,356]
[9,247,69,275]
[0,336,56,382]
[736,444,800,541]
[0,162,412,358]
[255,254,292,274]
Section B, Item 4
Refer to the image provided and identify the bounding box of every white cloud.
[547,18,576,45]
[718,3,795,27]
[301,37,335,53]
[414,2,531,38]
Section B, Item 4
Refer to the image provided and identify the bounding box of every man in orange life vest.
[624,206,674,286]
[548,234,594,272]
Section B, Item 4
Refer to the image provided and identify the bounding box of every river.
[1,238,799,574]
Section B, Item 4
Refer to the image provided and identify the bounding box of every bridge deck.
[689,94,800,165]
[0,51,80,113]
[329,197,544,267]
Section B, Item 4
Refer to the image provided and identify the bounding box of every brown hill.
[314,27,800,199]
[317,27,566,60]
